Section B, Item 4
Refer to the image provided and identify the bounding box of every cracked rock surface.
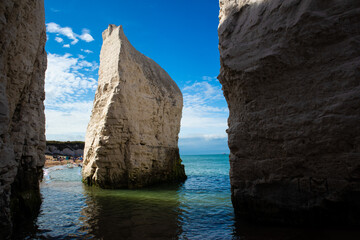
[218,0,360,225]
[0,0,46,237]
[82,25,186,188]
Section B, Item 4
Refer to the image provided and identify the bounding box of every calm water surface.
[22,155,360,239]
[29,155,235,239]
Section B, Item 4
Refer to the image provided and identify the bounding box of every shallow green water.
[28,155,236,239]
[20,155,360,239]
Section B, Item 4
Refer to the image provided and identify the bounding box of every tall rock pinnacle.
[82,25,186,188]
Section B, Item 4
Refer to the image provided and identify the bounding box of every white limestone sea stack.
[82,25,186,188]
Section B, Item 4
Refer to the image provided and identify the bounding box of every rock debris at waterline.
[82,25,186,188]
[218,0,360,225]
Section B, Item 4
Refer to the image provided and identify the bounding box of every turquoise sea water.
[19,155,360,239]
[26,155,236,239]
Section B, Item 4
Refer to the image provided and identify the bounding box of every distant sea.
[18,155,360,239]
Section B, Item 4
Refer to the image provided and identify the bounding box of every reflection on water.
[34,168,87,239]
[21,155,237,239]
[17,155,360,239]
[81,184,183,239]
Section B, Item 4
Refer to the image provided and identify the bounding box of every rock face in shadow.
[82,25,186,188]
[46,141,84,157]
[0,0,46,238]
[218,0,360,225]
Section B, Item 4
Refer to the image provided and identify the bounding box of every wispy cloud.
[202,76,217,81]
[45,53,98,140]
[45,101,93,140]
[79,29,94,42]
[46,22,78,44]
[45,53,98,105]
[55,37,63,43]
[63,44,70,48]
[81,49,93,54]
[180,81,228,139]
[50,8,60,13]
[46,22,95,45]
[179,136,229,155]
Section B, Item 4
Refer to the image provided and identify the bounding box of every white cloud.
[81,49,93,54]
[45,101,93,139]
[55,37,63,43]
[79,29,95,42]
[50,8,60,13]
[45,53,98,104]
[45,53,98,140]
[63,44,70,48]
[178,136,229,155]
[203,134,227,140]
[180,81,228,139]
[46,22,94,45]
[47,22,78,44]
[202,76,217,81]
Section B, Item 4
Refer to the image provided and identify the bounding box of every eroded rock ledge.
[218,0,360,225]
[82,25,186,188]
[0,0,46,237]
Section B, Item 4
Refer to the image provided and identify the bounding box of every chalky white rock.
[82,25,186,188]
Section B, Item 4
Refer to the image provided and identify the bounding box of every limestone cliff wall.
[82,25,185,188]
[218,0,360,225]
[0,0,46,237]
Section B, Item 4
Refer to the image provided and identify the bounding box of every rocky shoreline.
[44,156,83,168]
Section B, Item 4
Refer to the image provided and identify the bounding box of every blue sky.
[44,0,229,155]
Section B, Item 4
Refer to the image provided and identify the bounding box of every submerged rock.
[218,0,360,225]
[0,0,46,237]
[82,25,186,188]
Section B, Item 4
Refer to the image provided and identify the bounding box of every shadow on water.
[25,165,185,239]
[80,183,183,239]
[232,219,360,240]
[14,155,360,239]
[12,155,235,239]
[19,155,238,239]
